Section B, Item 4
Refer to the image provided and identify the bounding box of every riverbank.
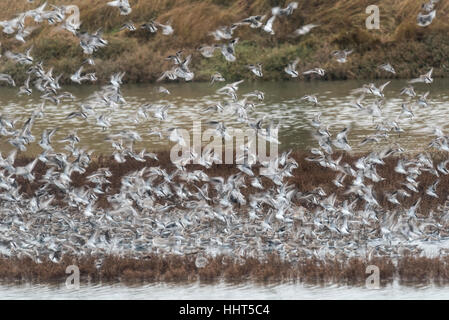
[0,0,448,84]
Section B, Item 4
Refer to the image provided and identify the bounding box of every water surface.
[2,281,449,300]
[0,79,445,155]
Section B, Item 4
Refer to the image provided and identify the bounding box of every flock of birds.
[0,0,446,270]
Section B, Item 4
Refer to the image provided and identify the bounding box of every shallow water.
[2,281,449,299]
[0,79,446,155]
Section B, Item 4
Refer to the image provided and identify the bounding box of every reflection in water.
[2,281,449,300]
[0,79,446,156]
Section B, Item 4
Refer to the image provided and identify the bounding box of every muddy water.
[0,79,446,156]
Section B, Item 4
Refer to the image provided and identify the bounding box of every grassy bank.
[0,0,448,84]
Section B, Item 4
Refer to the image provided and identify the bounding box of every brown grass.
[0,253,395,285]
[2,253,449,286]
[0,0,449,83]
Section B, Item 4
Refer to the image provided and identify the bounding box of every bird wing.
[265,15,276,29]
[291,58,300,69]
[107,0,121,7]
[288,2,299,10]
[379,80,391,92]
